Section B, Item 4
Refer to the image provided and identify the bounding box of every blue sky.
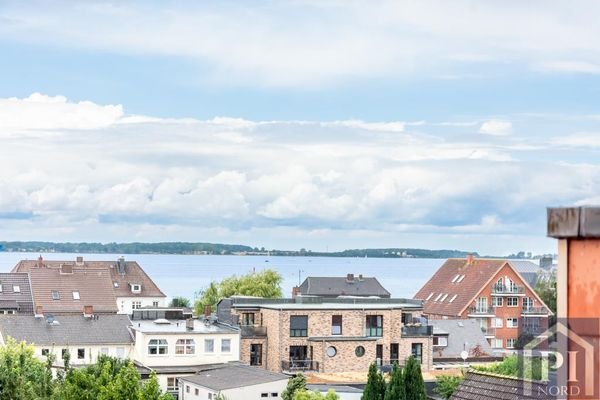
[0,1,599,255]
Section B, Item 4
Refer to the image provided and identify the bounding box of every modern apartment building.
[414,255,552,350]
[217,296,433,374]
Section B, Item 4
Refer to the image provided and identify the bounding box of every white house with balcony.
[130,310,240,396]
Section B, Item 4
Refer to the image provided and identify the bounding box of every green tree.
[433,375,462,400]
[0,338,48,400]
[294,389,339,400]
[282,373,307,400]
[99,361,141,400]
[404,357,427,400]
[195,269,283,314]
[361,363,385,400]
[535,271,556,315]
[169,297,191,308]
[384,363,405,400]
[139,371,173,400]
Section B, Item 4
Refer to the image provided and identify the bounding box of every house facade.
[218,297,433,374]
[129,308,240,396]
[414,256,552,351]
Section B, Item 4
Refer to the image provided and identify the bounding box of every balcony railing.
[481,327,496,336]
[401,325,433,337]
[240,325,267,337]
[468,306,495,315]
[281,360,319,372]
[521,307,549,315]
[491,285,525,295]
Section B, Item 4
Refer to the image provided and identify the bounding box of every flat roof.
[130,319,238,334]
[179,364,288,390]
[228,297,423,311]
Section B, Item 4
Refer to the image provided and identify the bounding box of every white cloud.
[479,119,513,136]
[552,132,600,147]
[1,2,600,86]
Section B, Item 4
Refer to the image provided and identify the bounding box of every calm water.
[0,252,443,301]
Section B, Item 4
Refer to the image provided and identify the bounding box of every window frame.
[221,338,231,353]
[175,338,196,355]
[204,338,215,353]
[331,315,342,335]
[507,297,519,307]
[72,291,80,300]
[77,348,85,360]
[365,315,383,337]
[290,315,308,337]
[148,339,168,355]
[51,290,60,300]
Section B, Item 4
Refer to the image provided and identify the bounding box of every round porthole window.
[355,346,365,357]
[326,346,337,357]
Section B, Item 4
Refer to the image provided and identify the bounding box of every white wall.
[132,331,240,368]
[117,296,166,314]
[35,343,133,365]
[179,379,288,400]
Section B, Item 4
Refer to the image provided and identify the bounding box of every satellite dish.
[460,350,468,361]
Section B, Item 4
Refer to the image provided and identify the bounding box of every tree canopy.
[361,363,385,400]
[169,296,191,308]
[282,373,307,400]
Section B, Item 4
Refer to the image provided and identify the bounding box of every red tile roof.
[414,258,508,317]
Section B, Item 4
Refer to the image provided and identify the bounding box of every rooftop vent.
[76,256,84,265]
[35,305,44,318]
[466,254,474,265]
[153,318,171,325]
[37,255,44,268]
[186,318,194,331]
[346,273,355,283]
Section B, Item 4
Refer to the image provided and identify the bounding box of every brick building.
[414,255,552,350]
[217,297,433,374]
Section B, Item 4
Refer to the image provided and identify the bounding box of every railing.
[240,325,267,337]
[521,326,543,335]
[468,306,495,315]
[481,327,496,336]
[401,325,433,336]
[364,327,383,337]
[521,307,549,315]
[281,360,319,372]
[491,285,525,295]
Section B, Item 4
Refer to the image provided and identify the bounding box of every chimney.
[539,256,553,269]
[76,256,84,265]
[466,254,474,264]
[346,273,355,282]
[358,274,364,281]
[292,286,301,298]
[83,305,94,317]
[186,318,194,331]
[204,305,212,318]
[37,255,44,268]
[117,257,126,274]
[35,306,43,317]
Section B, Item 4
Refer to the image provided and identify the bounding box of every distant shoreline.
[0,241,552,260]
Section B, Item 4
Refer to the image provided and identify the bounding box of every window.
[113,281,119,288]
[132,301,142,310]
[355,346,365,357]
[326,346,337,357]
[51,290,60,300]
[204,339,214,353]
[148,339,168,355]
[492,339,503,348]
[13,285,20,293]
[332,315,342,335]
[72,291,80,300]
[186,386,190,393]
[100,348,109,355]
[366,315,383,337]
[433,336,448,346]
[434,293,443,301]
[401,312,413,324]
[456,275,465,283]
[261,394,269,398]
[0,283,3,292]
[451,274,460,283]
[448,294,457,303]
[62,349,69,358]
[272,393,279,397]
[492,297,503,307]
[195,388,199,395]
[411,343,423,364]
[131,284,141,293]
[242,313,255,326]
[116,347,125,358]
[250,344,263,366]
[491,318,503,328]
[176,339,195,355]
[41,348,50,356]
[209,394,213,400]
[77,348,85,359]
[507,297,519,307]
[523,297,534,309]
[153,301,159,307]
[221,339,231,353]
[476,297,488,311]
[425,292,434,301]
[167,377,178,391]
[290,316,308,337]
[506,338,516,349]
[507,318,519,328]
[440,293,448,302]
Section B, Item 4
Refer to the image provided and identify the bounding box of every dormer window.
[131,283,141,294]
[51,290,60,300]
[13,285,20,293]
[113,281,119,288]
[0,282,3,293]
[72,291,80,300]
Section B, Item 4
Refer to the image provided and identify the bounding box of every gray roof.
[224,296,423,311]
[0,273,34,314]
[130,318,238,334]
[299,276,390,298]
[430,319,493,358]
[451,371,550,400]
[509,261,556,287]
[0,314,134,345]
[179,365,288,390]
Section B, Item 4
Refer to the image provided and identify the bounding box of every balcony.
[401,325,433,337]
[481,327,496,337]
[491,285,525,296]
[521,307,549,316]
[281,360,319,373]
[467,306,495,316]
[240,325,267,337]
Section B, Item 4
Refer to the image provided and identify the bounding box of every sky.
[0,0,599,255]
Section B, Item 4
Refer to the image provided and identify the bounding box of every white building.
[0,314,134,365]
[178,364,289,400]
[130,311,240,396]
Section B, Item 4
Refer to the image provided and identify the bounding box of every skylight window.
[451,275,460,283]
[72,291,80,300]
[449,294,458,303]
[113,281,119,288]
[51,290,60,300]
[456,275,465,283]
[434,293,443,302]
[425,292,434,301]
[440,294,448,302]
[13,285,20,293]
